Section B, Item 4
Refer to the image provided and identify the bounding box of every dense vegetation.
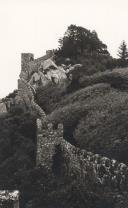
[55,24,117,74]
[0,108,117,208]
[56,24,109,57]
[1,24,128,207]
[117,40,128,67]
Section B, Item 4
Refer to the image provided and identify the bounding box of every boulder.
[40,59,58,71]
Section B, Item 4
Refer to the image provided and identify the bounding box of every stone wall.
[36,117,128,195]
[18,77,47,121]
[34,50,54,64]
[17,79,33,110]
[0,191,19,208]
[20,51,54,81]
[20,53,34,80]
[36,119,63,170]
[61,142,128,192]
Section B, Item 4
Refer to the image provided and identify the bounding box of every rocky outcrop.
[17,52,81,113]
[18,78,47,122]
[20,53,79,92]
[1,52,78,114]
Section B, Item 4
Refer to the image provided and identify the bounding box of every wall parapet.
[36,117,128,194]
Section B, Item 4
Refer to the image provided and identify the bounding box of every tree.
[117,40,128,67]
[56,24,109,58]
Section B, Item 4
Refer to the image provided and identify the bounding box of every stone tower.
[20,53,34,80]
[36,118,63,173]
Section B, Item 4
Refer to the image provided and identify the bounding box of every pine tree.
[118,40,128,67]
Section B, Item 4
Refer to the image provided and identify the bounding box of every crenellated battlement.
[20,51,54,81]
[36,118,63,168]
[20,53,34,80]
[36,117,128,194]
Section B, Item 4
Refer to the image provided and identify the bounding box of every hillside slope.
[35,68,128,163]
[1,59,128,208]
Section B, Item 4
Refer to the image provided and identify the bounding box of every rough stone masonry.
[0,191,19,208]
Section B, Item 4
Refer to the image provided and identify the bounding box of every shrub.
[36,82,67,113]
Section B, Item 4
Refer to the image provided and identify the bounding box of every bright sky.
[0,0,128,98]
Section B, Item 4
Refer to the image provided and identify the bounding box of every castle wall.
[0,191,19,208]
[36,119,63,170]
[20,52,54,82]
[17,77,47,120]
[20,53,34,80]
[36,117,128,194]
[34,50,54,63]
[17,79,33,110]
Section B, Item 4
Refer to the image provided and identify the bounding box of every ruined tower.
[20,53,34,80]
[36,118,64,173]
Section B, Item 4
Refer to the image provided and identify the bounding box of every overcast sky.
[0,0,128,98]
